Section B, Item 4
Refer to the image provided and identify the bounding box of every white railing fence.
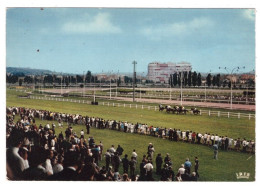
[28,96,255,120]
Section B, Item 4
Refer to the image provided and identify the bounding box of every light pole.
[176,68,189,106]
[116,70,119,98]
[169,74,172,100]
[219,66,245,109]
[83,71,85,98]
[140,72,144,99]
[94,75,96,103]
[110,71,113,100]
[205,70,212,102]
[61,73,63,95]
[132,61,137,102]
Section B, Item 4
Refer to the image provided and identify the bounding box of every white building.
[147,62,192,83]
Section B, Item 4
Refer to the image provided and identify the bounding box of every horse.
[165,106,174,113]
[159,105,165,112]
[191,107,200,115]
[175,106,188,115]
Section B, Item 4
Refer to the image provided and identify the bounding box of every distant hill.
[6,67,55,76]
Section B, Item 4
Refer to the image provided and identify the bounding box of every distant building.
[147,62,192,83]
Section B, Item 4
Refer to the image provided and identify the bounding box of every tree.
[206,73,212,86]
[24,76,33,84]
[228,81,231,88]
[222,80,227,87]
[86,71,92,83]
[76,75,83,83]
[212,76,216,86]
[192,71,198,86]
[117,76,121,87]
[19,79,23,86]
[197,73,202,86]
[177,73,181,86]
[173,73,177,86]
[216,74,221,87]
[188,71,192,87]
[184,71,188,86]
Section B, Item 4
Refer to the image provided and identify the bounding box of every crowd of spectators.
[6,106,254,181]
[7,107,255,154]
[7,107,202,181]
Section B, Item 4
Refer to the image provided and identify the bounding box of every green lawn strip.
[7,92,255,140]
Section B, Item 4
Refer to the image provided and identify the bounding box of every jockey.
[159,104,163,108]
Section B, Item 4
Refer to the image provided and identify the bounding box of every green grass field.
[6,89,255,181]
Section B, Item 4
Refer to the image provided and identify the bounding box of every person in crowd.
[175,172,182,181]
[132,149,138,161]
[122,154,129,174]
[190,172,198,181]
[6,129,26,180]
[178,164,185,175]
[22,147,49,180]
[213,143,219,160]
[129,157,137,178]
[144,160,154,180]
[53,155,64,174]
[116,145,124,156]
[48,151,81,181]
[160,164,169,181]
[147,143,155,160]
[156,153,163,175]
[184,158,192,174]
[194,157,199,177]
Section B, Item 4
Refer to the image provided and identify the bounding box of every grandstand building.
[147,62,192,83]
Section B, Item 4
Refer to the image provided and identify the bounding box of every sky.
[6,8,255,75]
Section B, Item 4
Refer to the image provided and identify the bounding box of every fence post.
[136,104,138,109]
[208,110,210,116]
[113,103,114,107]
[130,104,131,108]
[155,106,157,111]
[228,112,230,118]
[200,110,201,115]
[148,106,150,110]
[142,105,143,109]
[218,111,220,117]
[124,103,125,108]
[249,114,251,120]
[238,113,240,119]
[108,102,110,106]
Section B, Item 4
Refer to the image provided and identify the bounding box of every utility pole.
[132,61,137,102]
[219,66,245,109]
[83,71,85,98]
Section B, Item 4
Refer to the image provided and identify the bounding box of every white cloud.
[61,12,122,34]
[140,17,214,40]
[243,9,255,21]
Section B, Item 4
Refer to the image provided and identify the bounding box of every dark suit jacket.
[48,167,79,181]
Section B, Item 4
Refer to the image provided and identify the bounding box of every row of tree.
[169,71,202,87]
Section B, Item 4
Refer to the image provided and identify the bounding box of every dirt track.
[42,88,255,111]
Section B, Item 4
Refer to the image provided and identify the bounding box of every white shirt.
[132,152,138,158]
[53,163,64,174]
[178,167,185,175]
[44,159,53,175]
[144,163,153,171]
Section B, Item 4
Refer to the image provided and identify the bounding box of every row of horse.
[159,105,200,115]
